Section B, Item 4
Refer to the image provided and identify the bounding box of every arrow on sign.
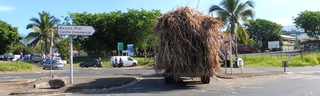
[58,25,96,35]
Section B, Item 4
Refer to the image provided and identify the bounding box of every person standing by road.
[119,58,123,67]
[3,53,6,61]
[98,57,103,69]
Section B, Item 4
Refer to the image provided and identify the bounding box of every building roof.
[280,35,295,40]
[299,38,320,44]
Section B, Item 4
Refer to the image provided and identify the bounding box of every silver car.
[42,59,64,70]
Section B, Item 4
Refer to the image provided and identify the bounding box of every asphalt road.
[1,67,320,96]
[73,72,320,96]
[1,67,156,82]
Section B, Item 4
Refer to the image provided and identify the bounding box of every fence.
[237,48,320,61]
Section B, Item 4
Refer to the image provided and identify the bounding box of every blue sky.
[0,0,320,36]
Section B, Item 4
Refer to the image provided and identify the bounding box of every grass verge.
[239,53,320,68]
[0,61,39,72]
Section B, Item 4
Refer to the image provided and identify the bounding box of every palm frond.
[24,32,42,43]
[236,24,249,45]
[220,0,238,13]
[26,36,41,46]
[241,10,255,19]
[245,0,255,8]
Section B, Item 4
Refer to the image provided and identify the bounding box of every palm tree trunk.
[235,33,238,59]
[231,20,238,59]
[45,38,49,56]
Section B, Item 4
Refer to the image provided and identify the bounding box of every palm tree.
[209,0,255,58]
[25,11,60,55]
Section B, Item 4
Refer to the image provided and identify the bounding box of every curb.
[216,72,286,79]
[10,76,140,95]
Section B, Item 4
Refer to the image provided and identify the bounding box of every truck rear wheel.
[201,76,210,84]
[164,76,174,84]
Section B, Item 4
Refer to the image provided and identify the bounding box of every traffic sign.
[127,44,134,56]
[58,25,95,35]
[118,42,124,50]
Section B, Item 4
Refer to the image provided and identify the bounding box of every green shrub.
[134,57,154,65]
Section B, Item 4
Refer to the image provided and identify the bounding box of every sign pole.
[50,29,54,78]
[57,25,96,84]
[70,35,74,84]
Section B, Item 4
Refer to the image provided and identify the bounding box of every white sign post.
[58,25,95,35]
[58,25,95,84]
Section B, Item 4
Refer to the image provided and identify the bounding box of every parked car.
[79,59,99,68]
[42,59,64,70]
[31,54,43,63]
[0,53,14,61]
[52,57,67,65]
[110,56,138,67]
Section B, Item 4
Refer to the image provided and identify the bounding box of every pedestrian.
[119,58,123,67]
[114,57,118,67]
[3,54,6,61]
[98,57,103,68]
[20,52,23,60]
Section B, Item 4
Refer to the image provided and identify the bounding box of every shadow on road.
[63,77,136,93]
[114,72,163,78]
[74,75,205,94]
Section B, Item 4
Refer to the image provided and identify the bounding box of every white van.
[110,56,138,67]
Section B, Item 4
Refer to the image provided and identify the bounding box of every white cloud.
[0,6,14,12]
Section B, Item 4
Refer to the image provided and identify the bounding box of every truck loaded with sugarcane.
[154,6,224,84]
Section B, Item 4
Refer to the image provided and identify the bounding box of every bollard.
[238,58,244,74]
[3,67,6,74]
[282,61,288,72]
[10,64,12,70]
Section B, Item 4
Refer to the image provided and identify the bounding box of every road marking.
[288,76,311,79]
[305,76,320,80]
[288,75,320,80]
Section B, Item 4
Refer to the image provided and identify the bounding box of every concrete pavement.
[217,65,320,79]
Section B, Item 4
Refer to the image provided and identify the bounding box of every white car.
[52,57,67,65]
[110,56,138,67]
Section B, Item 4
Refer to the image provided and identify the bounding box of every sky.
[1,0,320,36]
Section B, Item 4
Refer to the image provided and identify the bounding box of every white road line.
[288,75,311,79]
[288,75,320,80]
[305,76,320,80]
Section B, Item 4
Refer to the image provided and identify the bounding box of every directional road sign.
[58,25,96,35]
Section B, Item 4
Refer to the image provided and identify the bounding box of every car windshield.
[52,60,58,63]
[33,54,41,57]
[4,53,13,55]
[45,60,57,63]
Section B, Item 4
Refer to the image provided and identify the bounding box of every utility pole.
[50,29,54,78]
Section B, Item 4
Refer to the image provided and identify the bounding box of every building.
[284,31,320,50]
[280,35,295,51]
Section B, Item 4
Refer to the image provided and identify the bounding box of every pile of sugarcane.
[154,6,222,77]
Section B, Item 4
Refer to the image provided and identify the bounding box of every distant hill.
[283,25,296,31]
[283,25,304,32]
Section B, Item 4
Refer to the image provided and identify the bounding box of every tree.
[69,9,161,56]
[209,0,255,58]
[25,11,60,55]
[244,19,283,51]
[293,10,320,38]
[55,37,70,62]
[0,20,21,53]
